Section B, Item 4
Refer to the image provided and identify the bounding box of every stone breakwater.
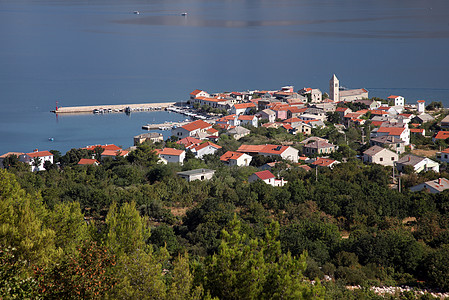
[52,102,177,114]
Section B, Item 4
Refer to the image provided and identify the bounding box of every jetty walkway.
[52,102,177,114]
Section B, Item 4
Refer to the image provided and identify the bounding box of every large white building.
[20,150,54,172]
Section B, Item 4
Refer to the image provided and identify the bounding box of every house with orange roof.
[154,148,186,164]
[171,120,213,140]
[248,170,288,187]
[19,149,54,172]
[83,144,122,152]
[287,107,307,119]
[373,126,410,145]
[299,87,322,103]
[230,102,256,115]
[191,141,222,158]
[191,97,232,110]
[190,89,209,100]
[176,136,202,149]
[101,149,129,159]
[311,157,340,169]
[220,151,252,166]
[387,95,405,107]
[335,107,352,119]
[238,114,258,127]
[259,144,299,162]
[410,128,425,136]
[269,105,289,120]
[433,131,449,142]
[0,152,24,169]
[78,158,100,166]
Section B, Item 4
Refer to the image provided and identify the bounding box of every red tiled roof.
[435,131,449,140]
[371,121,384,127]
[177,136,202,147]
[387,95,400,99]
[312,157,337,167]
[377,127,406,135]
[282,124,293,130]
[410,129,424,134]
[233,102,256,109]
[237,144,266,153]
[417,100,426,103]
[26,150,53,158]
[190,89,203,95]
[336,107,349,112]
[283,117,302,123]
[238,115,256,121]
[181,120,212,132]
[78,158,99,165]
[207,128,218,134]
[194,141,221,151]
[288,107,307,113]
[102,150,128,157]
[83,144,122,151]
[220,151,245,161]
[260,144,289,154]
[155,148,184,156]
[253,170,275,180]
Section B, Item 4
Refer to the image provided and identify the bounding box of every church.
[329,74,368,102]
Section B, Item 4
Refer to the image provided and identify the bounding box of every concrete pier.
[52,102,177,114]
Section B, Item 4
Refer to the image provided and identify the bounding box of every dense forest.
[1,136,449,299]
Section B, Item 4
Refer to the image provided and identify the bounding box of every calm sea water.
[1,0,449,154]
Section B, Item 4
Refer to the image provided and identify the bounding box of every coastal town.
[2,75,449,298]
[4,74,449,193]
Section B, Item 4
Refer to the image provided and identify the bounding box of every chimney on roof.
[439,178,442,185]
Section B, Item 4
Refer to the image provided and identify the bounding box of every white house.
[258,144,299,162]
[363,145,398,166]
[190,89,209,100]
[191,141,222,158]
[154,148,186,164]
[238,115,258,127]
[231,102,256,115]
[396,154,439,173]
[417,100,426,114]
[220,151,252,166]
[410,178,449,194]
[387,95,405,107]
[177,169,215,182]
[171,120,213,140]
[372,126,410,145]
[248,170,287,187]
[20,150,54,172]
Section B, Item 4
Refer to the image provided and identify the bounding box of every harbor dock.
[52,102,177,114]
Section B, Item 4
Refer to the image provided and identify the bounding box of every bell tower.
[330,74,339,102]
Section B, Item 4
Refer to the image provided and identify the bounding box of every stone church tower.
[329,74,339,102]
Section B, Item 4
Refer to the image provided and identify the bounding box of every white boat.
[181,12,187,16]
[134,11,140,15]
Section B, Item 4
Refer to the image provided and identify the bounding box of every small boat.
[49,137,54,141]
[134,11,140,15]
[181,12,187,16]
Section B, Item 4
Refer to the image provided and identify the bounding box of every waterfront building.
[19,150,54,172]
[329,74,368,102]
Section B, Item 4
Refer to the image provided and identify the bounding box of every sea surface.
[1,0,449,154]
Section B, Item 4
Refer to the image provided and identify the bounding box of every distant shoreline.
[52,102,178,114]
